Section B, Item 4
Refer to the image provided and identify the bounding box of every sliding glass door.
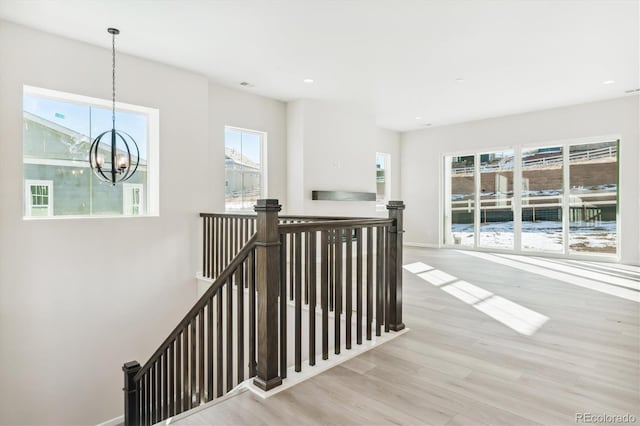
[443,139,619,258]
[568,141,618,254]
[478,150,514,249]
[446,155,475,247]
[521,146,563,252]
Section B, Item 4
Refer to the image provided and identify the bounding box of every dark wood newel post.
[253,199,284,391]
[387,201,406,331]
[123,361,140,426]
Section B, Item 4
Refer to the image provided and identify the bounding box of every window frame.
[24,179,53,217]
[224,126,267,212]
[441,135,621,261]
[123,183,145,216]
[22,85,160,220]
[376,152,391,211]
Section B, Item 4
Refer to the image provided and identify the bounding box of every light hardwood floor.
[176,247,640,425]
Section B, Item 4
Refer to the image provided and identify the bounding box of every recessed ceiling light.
[602,80,615,85]
[415,116,422,120]
[424,123,432,127]
[455,78,465,82]
[303,78,314,84]
[240,81,253,87]
[625,88,640,93]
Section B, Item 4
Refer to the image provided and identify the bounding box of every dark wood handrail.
[278,218,393,233]
[200,212,376,221]
[134,234,257,381]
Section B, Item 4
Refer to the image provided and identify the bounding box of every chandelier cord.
[112,30,116,129]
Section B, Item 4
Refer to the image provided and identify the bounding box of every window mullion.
[562,145,570,254]
[513,146,522,252]
[474,153,480,248]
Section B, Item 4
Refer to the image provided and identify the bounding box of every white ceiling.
[0,0,638,131]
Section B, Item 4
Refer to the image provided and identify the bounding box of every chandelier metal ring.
[89,27,140,186]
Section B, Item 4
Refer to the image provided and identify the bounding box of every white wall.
[0,20,286,425]
[400,96,640,264]
[208,84,287,211]
[287,100,400,217]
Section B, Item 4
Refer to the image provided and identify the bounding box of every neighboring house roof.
[23,111,147,166]
[225,147,260,171]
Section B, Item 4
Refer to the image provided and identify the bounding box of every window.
[25,180,53,217]
[376,152,391,210]
[123,183,144,215]
[479,150,514,249]
[224,127,265,211]
[444,155,475,247]
[443,138,619,257]
[23,86,159,218]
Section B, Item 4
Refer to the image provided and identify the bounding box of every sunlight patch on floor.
[417,269,457,286]
[404,262,549,335]
[402,261,434,274]
[458,251,640,303]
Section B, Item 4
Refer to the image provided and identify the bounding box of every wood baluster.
[289,227,294,301]
[329,230,334,312]
[226,277,233,392]
[279,233,287,379]
[183,325,189,412]
[376,226,383,337]
[236,266,244,383]
[321,230,329,360]
[366,227,373,341]
[139,375,144,426]
[198,309,204,404]
[345,228,353,349]
[335,228,342,354]
[244,218,249,287]
[207,217,215,278]
[216,288,223,397]
[223,218,229,270]
[304,232,309,305]
[356,228,363,345]
[203,216,208,278]
[169,342,175,417]
[175,332,182,415]
[150,363,156,424]
[145,371,150,425]
[190,317,196,408]
[308,231,317,366]
[248,249,256,378]
[212,217,216,278]
[295,231,302,372]
[236,217,240,256]
[140,373,150,425]
[162,351,167,421]
[384,226,390,333]
[218,218,222,278]
[207,297,214,401]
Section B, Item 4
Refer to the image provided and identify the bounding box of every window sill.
[23,214,159,221]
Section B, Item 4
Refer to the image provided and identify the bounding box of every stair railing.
[123,199,405,425]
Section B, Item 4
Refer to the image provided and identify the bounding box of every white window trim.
[23,85,160,219]
[25,179,53,217]
[224,126,267,212]
[376,152,391,211]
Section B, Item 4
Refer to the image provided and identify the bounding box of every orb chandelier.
[89,27,139,186]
